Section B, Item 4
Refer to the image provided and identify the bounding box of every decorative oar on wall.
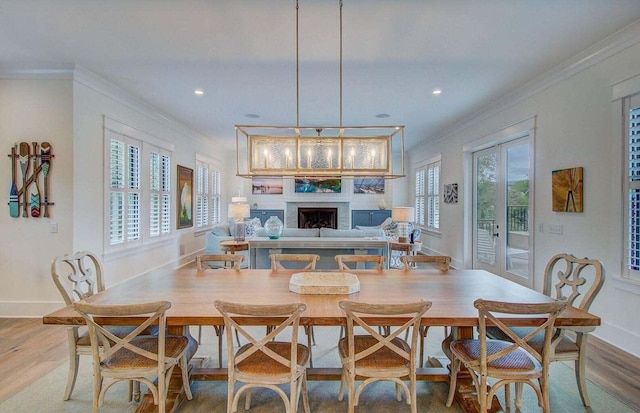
[18,142,30,217]
[40,142,51,218]
[7,141,53,218]
[8,145,19,218]
[30,142,41,217]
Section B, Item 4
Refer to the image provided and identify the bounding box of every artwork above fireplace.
[298,208,338,229]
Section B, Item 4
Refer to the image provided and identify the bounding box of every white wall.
[0,68,228,316]
[409,30,640,356]
[0,77,74,316]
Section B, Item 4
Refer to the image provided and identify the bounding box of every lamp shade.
[392,207,415,222]
[228,203,250,219]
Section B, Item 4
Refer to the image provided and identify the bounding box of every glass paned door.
[473,137,531,286]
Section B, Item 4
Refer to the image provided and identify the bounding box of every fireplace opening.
[298,208,338,229]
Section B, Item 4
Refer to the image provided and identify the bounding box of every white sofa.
[205,224,388,269]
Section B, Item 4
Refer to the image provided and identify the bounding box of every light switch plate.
[548,224,563,234]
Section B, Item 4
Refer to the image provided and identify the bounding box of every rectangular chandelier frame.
[235,125,405,179]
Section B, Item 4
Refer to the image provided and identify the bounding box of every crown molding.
[416,19,640,155]
[0,68,73,79]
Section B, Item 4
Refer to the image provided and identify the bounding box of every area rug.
[0,326,633,412]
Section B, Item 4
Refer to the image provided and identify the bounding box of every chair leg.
[304,326,314,368]
[446,358,460,407]
[515,382,524,409]
[573,356,590,407]
[63,353,79,400]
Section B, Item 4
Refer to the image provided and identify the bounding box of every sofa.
[205,223,388,269]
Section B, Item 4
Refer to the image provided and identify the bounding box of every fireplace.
[298,208,338,229]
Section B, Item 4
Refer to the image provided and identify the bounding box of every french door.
[472,137,532,286]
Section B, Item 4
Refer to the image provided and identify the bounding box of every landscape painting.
[353,177,384,194]
[294,178,341,193]
[252,177,283,194]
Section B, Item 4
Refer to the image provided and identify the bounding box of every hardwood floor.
[0,318,639,411]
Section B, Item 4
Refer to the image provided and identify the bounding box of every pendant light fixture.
[235,0,405,179]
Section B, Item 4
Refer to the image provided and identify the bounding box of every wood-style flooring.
[0,318,638,411]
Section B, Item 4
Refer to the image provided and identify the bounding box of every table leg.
[135,326,199,413]
[442,326,503,413]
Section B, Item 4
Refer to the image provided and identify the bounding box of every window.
[104,117,175,252]
[624,94,640,278]
[195,155,222,229]
[415,156,441,230]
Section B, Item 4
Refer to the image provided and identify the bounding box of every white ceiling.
[2,0,640,150]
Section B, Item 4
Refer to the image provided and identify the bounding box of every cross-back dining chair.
[50,251,156,401]
[72,300,193,413]
[484,253,604,406]
[337,300,431,413]
[269,253,320,271]
[400,254,451,271]
[447,299,567,413]
[214,300,310,413]
[196,253,245,270]
[335,254,386,270]
[400,254,453,368]
[268,253,320,367]
[194,253,244,365]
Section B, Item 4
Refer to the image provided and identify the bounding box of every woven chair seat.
[452,339,540,372]
[236,341,309,375]
[338,335,411,369]
[486,326,579,354]
[102,335,189,370]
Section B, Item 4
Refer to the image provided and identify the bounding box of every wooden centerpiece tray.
[289,272,360,295]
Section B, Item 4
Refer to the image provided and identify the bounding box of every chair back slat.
[335,254,386,270]
[400,254,451,271]
[196,254,244,270]
[475,299,567,371]
[543,253,604,311]
[269,254,320,271]
[51,251,104,305]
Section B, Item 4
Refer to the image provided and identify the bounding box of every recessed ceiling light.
[375,113,390,118]
[432,89,442,95]
[245,113,260,119]
[194,89,204,95]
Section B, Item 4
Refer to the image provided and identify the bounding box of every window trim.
[194,153,222,236]
[103,116,175,256]
[415,154,441,234]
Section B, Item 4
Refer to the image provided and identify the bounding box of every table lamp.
[392,206,415,243]
[228,202,250,242]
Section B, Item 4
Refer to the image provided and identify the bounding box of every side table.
[389,240,422,269]
[219,240,250,268]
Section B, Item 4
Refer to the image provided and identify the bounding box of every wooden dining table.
[42,267,600,413]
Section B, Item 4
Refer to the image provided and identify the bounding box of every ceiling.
[2,0,640,151]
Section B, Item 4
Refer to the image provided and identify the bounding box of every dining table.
[42,267,601,413]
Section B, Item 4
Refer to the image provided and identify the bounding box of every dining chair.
[335,254,386,270]
[72,300,193,413]
[214,300,310,413]
[196,253,244,270]
[446,299,567,413]
[194,253,244,365]
[337,300,431,413]
[269,253,320,271]
[400,254,451,271]
[484,253,604,406]
[50,251,156,401]
[400,254,453,368]
[268,253,320,367]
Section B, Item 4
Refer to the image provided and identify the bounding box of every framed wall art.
[294,178,341,193]
[443,183,458,204]
[552,166,583,212]
[252,177,283,194]
[177,165,193,228]
[353,177,384,194]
